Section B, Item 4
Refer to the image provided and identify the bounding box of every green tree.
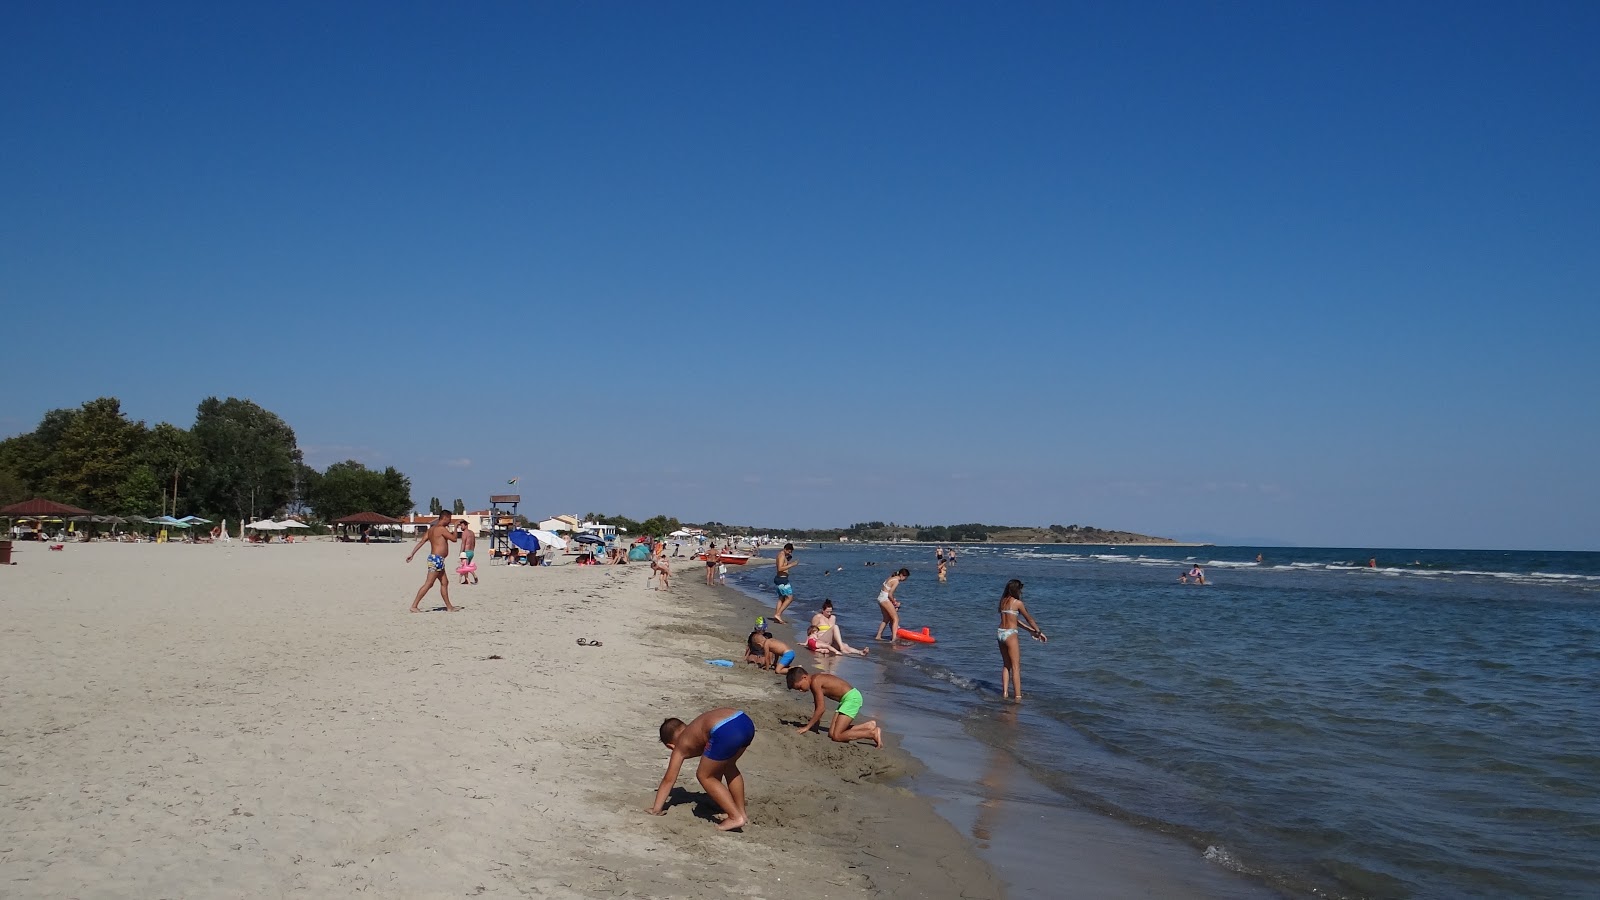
[428,497,442,515]
[189,397,299,521]
[0,466,29,507]
[54,398,147,511]
[452,498,465,515]
[312,460,390,521]
[116,466,164,516]
[140,422,197,516]
[379,468,412,518]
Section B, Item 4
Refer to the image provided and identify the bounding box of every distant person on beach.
[773,543,797,623]
[1179,565,1205,585]
[705,548,719,585]
[875,569,911,640]
[811,599,868,655]
[405,512,459,612]
[651,708,754,831]
[996,579,1047,701]
[457,522,478,585]
[651,552,671,590]
[786,667,883,747]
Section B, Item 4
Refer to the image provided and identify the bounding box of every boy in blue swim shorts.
[651,708,755,831]
[757,633,798,674]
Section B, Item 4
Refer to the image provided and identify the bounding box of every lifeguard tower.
[489,494,520,558]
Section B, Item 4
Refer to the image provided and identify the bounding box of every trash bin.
[0,540,12,565]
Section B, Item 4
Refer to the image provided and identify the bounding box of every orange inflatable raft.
[895,626,936,644]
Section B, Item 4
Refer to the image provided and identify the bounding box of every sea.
[724,543,1600,899]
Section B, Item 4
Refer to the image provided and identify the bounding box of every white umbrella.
[277,519,310,529]
[527,529,567,551]
[246,520,286,531]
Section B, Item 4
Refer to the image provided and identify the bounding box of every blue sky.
[3,3,1597,549]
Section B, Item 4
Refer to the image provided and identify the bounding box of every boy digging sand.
[650,709,755,831]
[760,634,798,674]
[786,667,883,747]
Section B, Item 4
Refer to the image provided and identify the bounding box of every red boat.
[697,552,753,566]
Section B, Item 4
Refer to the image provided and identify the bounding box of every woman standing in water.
[996,579,1046,700]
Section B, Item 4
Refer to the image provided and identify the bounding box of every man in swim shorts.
[405,511,459,612]
[457,520,478,585]
[651,708,755,831]
[772,542,797,623]
[786,668,882,747]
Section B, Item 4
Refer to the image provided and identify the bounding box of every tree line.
[0,396,412,524]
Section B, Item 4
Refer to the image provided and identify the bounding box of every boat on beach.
[697,552,753,565]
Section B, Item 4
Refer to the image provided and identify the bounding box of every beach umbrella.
[573,533,605,545]
[180,515,213,525]
[278,519,310,529]
[508,530,541,554]
[246,520,286,531]
[526,529,567,550]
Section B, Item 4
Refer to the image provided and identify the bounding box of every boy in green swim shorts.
[785,667,883,747]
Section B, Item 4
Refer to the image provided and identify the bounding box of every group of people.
[653,604,885,832]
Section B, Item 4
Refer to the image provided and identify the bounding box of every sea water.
[729,545,1600,899]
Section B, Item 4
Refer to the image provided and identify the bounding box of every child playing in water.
[805,625,840,656]
[785,667,883,747]
[650,708,755,831]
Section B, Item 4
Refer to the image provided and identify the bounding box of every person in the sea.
[1368,558,1377,569]
[937,557,948,583]
[874,568,911,640]
[457,521,478,585]
[811,599,868,655]
[1179,565,1205,585]
[805,624,840,656]
[650,709,754,831]
[405,511,459,612]
[996,578,1047,701]
[773,542,797,623]
[787,667,883,747]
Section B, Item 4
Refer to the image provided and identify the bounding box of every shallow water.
[730,544,1600,899]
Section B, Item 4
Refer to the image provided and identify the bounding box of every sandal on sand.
[576,638,590,645]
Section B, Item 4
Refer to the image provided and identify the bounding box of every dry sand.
[0,540,998,898]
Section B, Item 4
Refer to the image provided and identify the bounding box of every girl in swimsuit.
[996,578,1046,701]
[874,569,910,641]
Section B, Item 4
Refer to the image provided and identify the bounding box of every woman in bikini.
[996,578,1046,700]
[810,599,867,656]
[874,569,911,641]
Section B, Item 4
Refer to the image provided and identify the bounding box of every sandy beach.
[0,539,998,898]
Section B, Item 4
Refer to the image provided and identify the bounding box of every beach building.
[399,510,510,535]
[537,514,581,533]
[579,521,619,542]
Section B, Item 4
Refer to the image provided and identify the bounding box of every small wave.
[1204,560,1258,568]
[1092,554,1133,561]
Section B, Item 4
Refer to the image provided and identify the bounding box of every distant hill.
[686,520,1180,544]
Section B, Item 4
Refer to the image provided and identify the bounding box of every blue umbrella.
[509,530,541,554]
[573,533,605,545]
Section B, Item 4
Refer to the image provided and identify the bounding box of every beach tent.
[627,544,651,561]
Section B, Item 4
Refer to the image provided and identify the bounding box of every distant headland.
[684,520,1191,545]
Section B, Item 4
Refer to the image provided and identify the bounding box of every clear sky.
[3,3,1597,549]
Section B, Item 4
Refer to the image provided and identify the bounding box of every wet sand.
[0,540,999,898]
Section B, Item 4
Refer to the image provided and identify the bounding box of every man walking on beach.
[406,511,459,612]
[773,542,797,623]
[457,520,478,585]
